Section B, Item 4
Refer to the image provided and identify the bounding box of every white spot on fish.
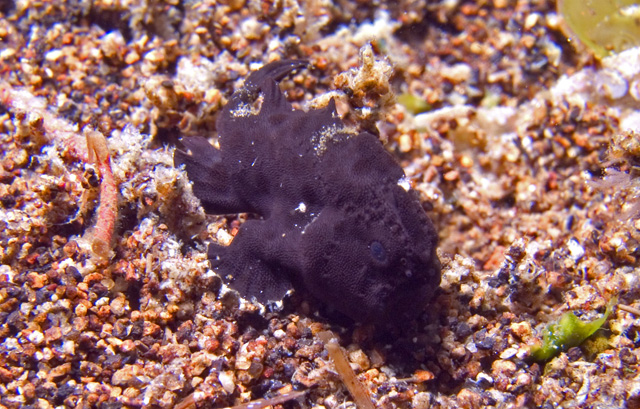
[397,176,411,191]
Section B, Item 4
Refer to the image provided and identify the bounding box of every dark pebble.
[54,382,77,405]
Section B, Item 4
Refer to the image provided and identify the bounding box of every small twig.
[0,82,118,261]
[85,128,118,261]
[618,304,640,316]
[226,390,306,409]
[174,390,306,409]
[318,331,375,409]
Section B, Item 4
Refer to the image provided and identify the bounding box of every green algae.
[397,93,431,115]
[559,0,640,58]
[530,300,615,362]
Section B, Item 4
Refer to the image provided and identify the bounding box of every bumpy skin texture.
[174,60,441,323]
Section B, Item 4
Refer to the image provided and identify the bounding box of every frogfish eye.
[369,241,387,262]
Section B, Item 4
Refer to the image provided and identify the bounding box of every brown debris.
[319,331,375,409]
[85,128,118,261]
